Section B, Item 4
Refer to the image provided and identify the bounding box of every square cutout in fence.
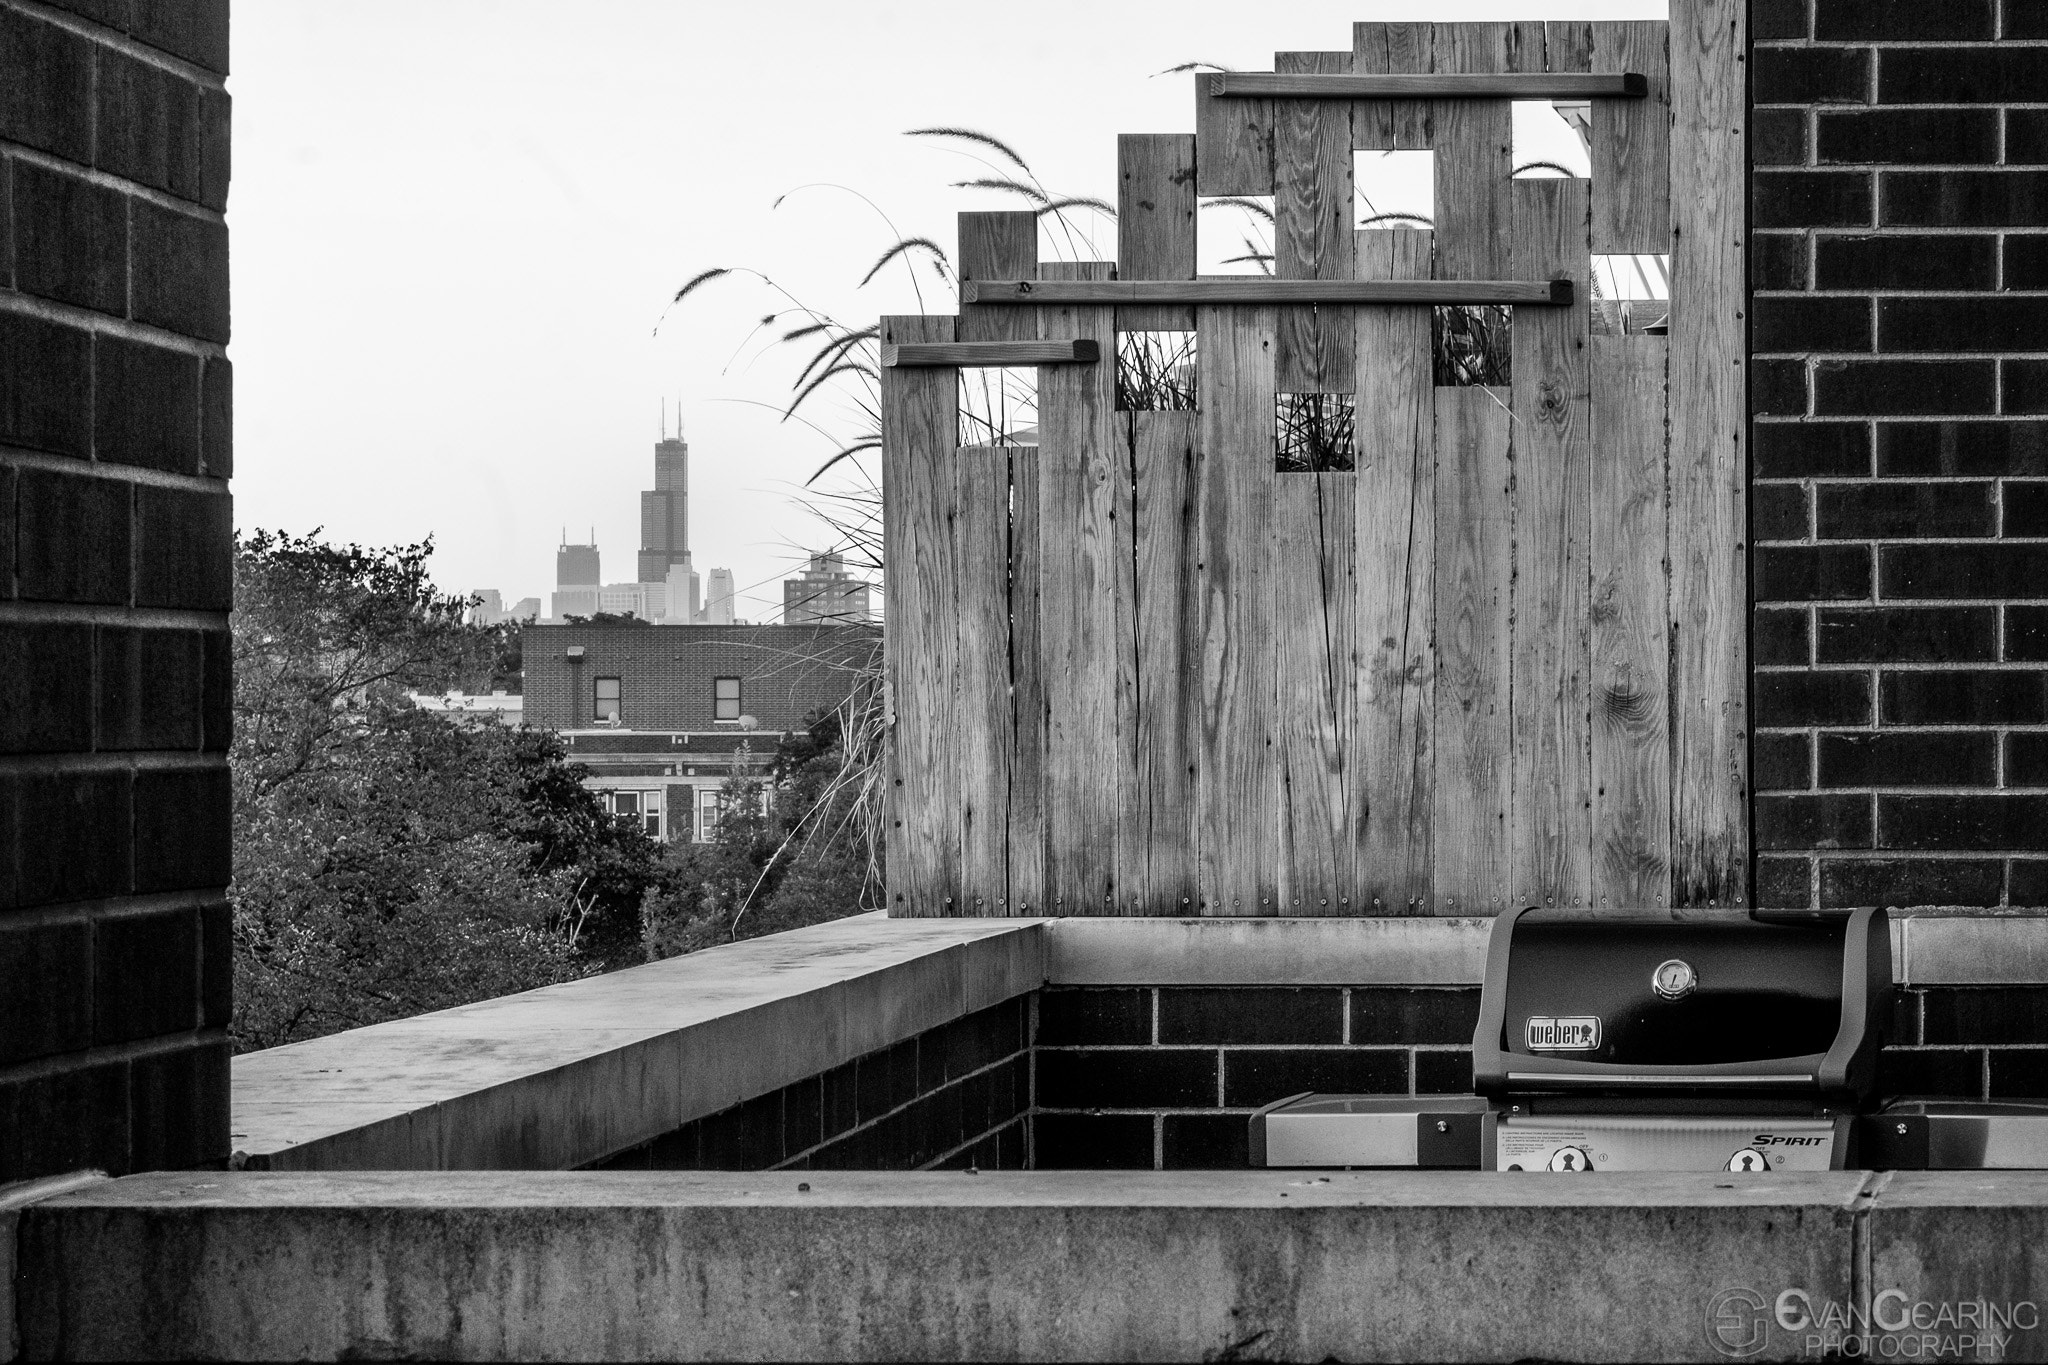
[1433,306,1511,387]
[1276,393,1355,473]
[1591,253,1671,335]
[1117,331,1197,411]
[1198,195,1275,275]
[1355,150,1433,230]
[1513,101,1591,178]
[959,367,1038,447]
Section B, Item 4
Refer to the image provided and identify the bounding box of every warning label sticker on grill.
[1524,1015,1601,1050]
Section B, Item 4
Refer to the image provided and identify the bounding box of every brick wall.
[523,623,876,733]
[592,997,1030,1172]
[1751,0,2048,909]
[0,0,231,1180]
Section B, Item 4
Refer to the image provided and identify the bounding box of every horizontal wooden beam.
[880,340,1101,368]
[961,279,1574,307]
[1211,72,1647,100]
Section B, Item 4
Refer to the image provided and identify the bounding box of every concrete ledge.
[1042,915,1494,984]
[14,1169,1885,1362]
[232,914,1043,1172]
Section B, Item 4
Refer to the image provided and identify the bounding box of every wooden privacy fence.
[883,15,1747,918]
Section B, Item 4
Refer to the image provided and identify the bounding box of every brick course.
[1752,0,2048,908]
[0,0,231,1179]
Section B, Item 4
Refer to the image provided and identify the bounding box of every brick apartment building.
[522,622,878,843]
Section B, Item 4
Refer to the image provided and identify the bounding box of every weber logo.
[1524,1015,1601,1051]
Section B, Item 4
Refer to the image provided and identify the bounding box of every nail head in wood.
[880,339,1102,368]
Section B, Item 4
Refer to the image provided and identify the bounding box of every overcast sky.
[228,0,1662,620]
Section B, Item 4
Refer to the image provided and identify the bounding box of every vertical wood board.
[1195,72,1274,196]
[1273,50,1358,394]
[1130,410,1201,912]
[1196,304,1279,915]
[1668,0,1748,906]
[1006,446,1047,910]
[1590,335,1673,910]
[880,313,959,916]
[954,445,1012,911]
[1036,262,1121,913]
[958,212,1039,344]
[1277,470,1356,912]
[1429,24,1514,282]
[1352,229,1437,913]
[1118,133,1198,333]
[1432,386,1513,912]
[1508,178,1594,909]
[1592,21,1672,255]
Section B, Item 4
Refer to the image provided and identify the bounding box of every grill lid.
[1470,907,1891,1104]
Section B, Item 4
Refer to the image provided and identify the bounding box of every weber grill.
[1252,907,2048,1172]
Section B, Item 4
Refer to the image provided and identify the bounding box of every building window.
[697,786,724,842]
[603,788,663,840]
[713,676,741,722]
[594,676,621,723]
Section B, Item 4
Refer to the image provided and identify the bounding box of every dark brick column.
[1751,0,2048,910]
[1,0,231,1179]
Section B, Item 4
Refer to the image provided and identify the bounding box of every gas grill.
[1251,907,2048,1173]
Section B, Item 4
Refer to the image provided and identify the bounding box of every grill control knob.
[1726,1147,1770,1173]
[1547,1146,1593,1172]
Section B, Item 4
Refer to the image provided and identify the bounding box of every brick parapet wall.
[1750,0,2048,909]
[0,0,232,1179]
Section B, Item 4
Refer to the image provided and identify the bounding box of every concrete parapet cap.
[1042,915,1495,985]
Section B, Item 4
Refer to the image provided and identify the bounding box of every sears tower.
[638,432,690,583]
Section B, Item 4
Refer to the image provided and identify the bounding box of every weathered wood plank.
[1386,23,1435,150]
[1196,304,1279,915]
[880,313,959,917]
[1195,70,1273,196]
[1353,229,1436,913]
[954,445,1011,912]
[1274,51,1357,394]
[1214,71,1647,99]
[1508,178,1594,910]
[1592,20,1672,255]
[1036,262,1121,914]
[1431,386,1513,913]
[1006,446,1046,912]
[1277,469,1356,913]
[1668,0,1748,907]
[957,212,1038,345]
[1117,133,1198,333]
[963,279,1571,306]
[883,341,1099,368]
[1130,410,1200,913]
[1591,335,1673,910]
[1428,23,1514,283]
[1351,23,1395,150]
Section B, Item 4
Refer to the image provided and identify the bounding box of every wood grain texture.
[1432,386,1513,913]
[1544,20,1593,74]
[1215,71,1645,98]
[1195,69,1273,196]
[1592,21,1672,255]
[957,212,1038,344]
[1036,262,1122,914]
[964,279,1569,305]
[1006,446,1046,911]
[1129,410,1200,912]
[1352,229,1436,914]
[1277,470,1356,913]
[1429,23,1514,282]
[1273,50,1357,394]
[1117,133,1198,333]
[954,445,1012,912]
[1591,335,1673,910]
[1196,304,1279,915]
[880,313,959,917]
[1508,178,1594,909]
[1668,0,1748,907]
[883,341,1098,368]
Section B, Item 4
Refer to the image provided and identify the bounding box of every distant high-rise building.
[468,590,540,627]
[782,550,872,624]
[703,568,736,625]
[638,434,691,585]
[553,534,601,620]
